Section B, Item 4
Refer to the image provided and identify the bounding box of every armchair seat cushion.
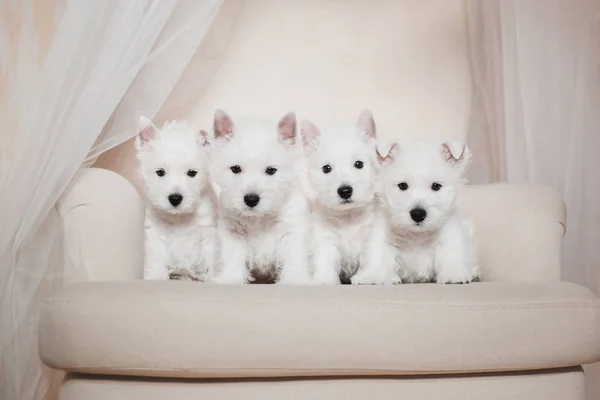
[39,281,600,378]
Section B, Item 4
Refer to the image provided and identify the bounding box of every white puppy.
[208,110,311,284]
[377,140,479,284]
[136,118,217,281]
[301,110,399,285]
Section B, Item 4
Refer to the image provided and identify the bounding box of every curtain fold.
[466,0,600,397]
[0,1,223,399]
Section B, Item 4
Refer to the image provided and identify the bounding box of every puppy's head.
[209,110,299,218]
[135,118,209,215]
[377,140,471,232]
[300,110,378,211]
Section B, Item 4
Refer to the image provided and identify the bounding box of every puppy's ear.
[198,129,210,147]
[376,141,398,164]
[213,109,234,140]
[300,119,321,151]
[278,111,297,145]
[209,176,222,200]
[356,109,376,140]
[136,116,158,150]
[441,142,472,172]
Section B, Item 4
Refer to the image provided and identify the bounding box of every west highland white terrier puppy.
[208,110,311,284]
[136,117,218,281]
[377,140,479,284]
[301,110,399,285]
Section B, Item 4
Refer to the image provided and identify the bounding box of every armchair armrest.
[459,183,566,281]
[57,168,144,281]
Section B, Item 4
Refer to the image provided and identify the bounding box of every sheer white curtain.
[0,1,223,399]
[466,0,600,397]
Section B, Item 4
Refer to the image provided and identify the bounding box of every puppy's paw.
[169,271,188,281]
[351,271,400,285]
[169,268,202,281]
[144,265,170,281]
[311,271,341,285]
[436,271,479,285]
[277,264,313,285]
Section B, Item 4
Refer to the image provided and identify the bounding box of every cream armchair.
[39,1,600,398]
[39,167,600,400]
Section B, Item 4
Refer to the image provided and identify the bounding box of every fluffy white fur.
[301,110,399,285]
[208,110,311,284]
[377,140,479,284]
[136,118,218,281]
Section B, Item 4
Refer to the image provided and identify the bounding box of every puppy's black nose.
[168,193,183,207]
[337,185,353,200]
[410,207,427,223]
[244,193,261,208]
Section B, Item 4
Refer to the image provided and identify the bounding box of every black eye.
[431,182,442,191]
[230,165,242,174]
[322,165,332,174]
[354,161,364,169]
[265,166,277,175]
[156,169,166,177]
[187,170,198,177]
[398,182,409,191]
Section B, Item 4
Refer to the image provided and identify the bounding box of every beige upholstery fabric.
[57,168,145,281]
[40,281,600,378]
[187,0,472,139]
[60,168,566,283]
[458,183,566,281]
[59,368,585,400]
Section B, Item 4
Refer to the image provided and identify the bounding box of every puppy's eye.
[322,165,332,174]
[187,170,198,177]
[265,166,277,175]
[230,165,242,174]
[398,182,409,191]
[431,182,442,191]
[354,160,364,169]
[156,169,166,177]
